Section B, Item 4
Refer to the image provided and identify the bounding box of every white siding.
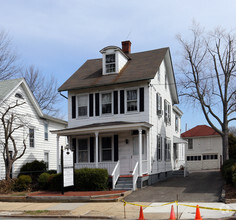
[0,85,67,180]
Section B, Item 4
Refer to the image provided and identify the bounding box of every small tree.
[0,100,30,180]
[177,24,236,161]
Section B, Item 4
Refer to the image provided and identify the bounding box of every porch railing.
[132,162,139,191]
[111,160,120,189]
[74,162,117,175]
[142,160,148,174]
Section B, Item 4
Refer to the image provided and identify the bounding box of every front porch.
[53,121,152,190]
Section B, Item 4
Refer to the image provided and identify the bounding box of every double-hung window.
[127,89,138,112]
[101,137,112,161]
[106,54,116,73]
[44,152,49,169]
[175,115,179,132]
[156,93,162,116]
[102,93,112,114]
[29,128,34,148]
[188,139,193,150]
[164,137,171,161]
[78,139,89,162]
[157,135,162,161]
[78,95,88,117]
[44,122,48,140]
[164,100,171,124]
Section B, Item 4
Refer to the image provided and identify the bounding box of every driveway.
[125,170,224,202]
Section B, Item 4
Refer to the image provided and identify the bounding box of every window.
[44,123,48,140]
[15,93,24,99]
[29,128,34,148]
[77,95,88,117]
[157,135,162,161]
[156,93,162,116]
[106,54,116,73]
[165,73,167,89]
[203,154,218,160]
[44,152,49,169]
[164,100,171,124]
[157,70,160,82]
[102,93,112,114]
[78,139,89,162]
[187,155,201,161]
[127,89,138,112]
[101,137,112,161]
[188,139,193,150]
[175,115,179,132]
[164,138,171,161]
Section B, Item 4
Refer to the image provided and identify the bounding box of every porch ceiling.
[51,121,152,136]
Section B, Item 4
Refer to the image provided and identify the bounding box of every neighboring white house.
[0,78,67,180]
[52,41,185,190]
[181,125,223,171]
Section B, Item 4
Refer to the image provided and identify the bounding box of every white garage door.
[186,154,219,171]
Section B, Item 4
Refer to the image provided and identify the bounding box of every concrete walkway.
[0,201,236,219]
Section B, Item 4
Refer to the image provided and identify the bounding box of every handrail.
[132,162,139,191]
[111,160,120,189]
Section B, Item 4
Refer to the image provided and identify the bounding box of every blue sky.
[0,0,235,132]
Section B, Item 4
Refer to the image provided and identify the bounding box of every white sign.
[63,149,74,187]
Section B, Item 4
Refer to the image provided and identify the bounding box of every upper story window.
[164,100,171,125]
[29,128,34,148]
[102,93,112,114]
[127,89,137,112]
[106,54,116,73]
[44,122,48,140]
[78,95,88,117]
[165,73,168,89]
[156,93,162,116]
[15,93,24,99]
[188,139,193,150]
[175,115,179,132]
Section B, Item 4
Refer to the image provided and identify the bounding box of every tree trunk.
[4,159,12,181]
[222,131,229,162]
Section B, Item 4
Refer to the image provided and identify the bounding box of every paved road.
[125,170,224,202]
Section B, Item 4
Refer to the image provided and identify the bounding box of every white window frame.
[44,122,48,141]
[164,137,171,161]
[164,100,171,125]
[156,93,162,116]
[101,91,113,115]
[100,135,114,162]
[157,135,162,161]
[125,88,139,113]
[44,151,49,170]
[188,139,193,150]
[77,137,90,163]
[175,115,179,132]
[77,94,89,118]
[29,128,35,148]
[165,72,168,89]
[105,53,116,74]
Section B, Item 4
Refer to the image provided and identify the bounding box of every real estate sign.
[63,149,74,187]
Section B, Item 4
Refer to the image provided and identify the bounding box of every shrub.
[0,179,16,194]
[46,170,57,175]
[222,159,236,184]
[18,160,46,182]
[48,173,62,191]
[38,173,51,189]
[14,175,32,191]
[74,168,108,191]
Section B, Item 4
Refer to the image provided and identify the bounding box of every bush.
[38,173,51,189]
[222,159,236,184]
[48,173,62,191]
[46,170,57,175]
[74,168,108,191]
[0,179,16,194]
[18,160,46,182]
[14,175,32,191]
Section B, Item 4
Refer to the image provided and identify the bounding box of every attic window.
[105,54,116,73]
[15,93,24,99]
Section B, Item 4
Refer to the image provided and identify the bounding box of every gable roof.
[0,78,67,125]
[181,125,220,138]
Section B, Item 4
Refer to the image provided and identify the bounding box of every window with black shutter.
[89,94,94,117]
[120,90,124,114]
[72,96,76,118]
[95,93,100,116]
[114,91,118,114]
[139,87,144,112]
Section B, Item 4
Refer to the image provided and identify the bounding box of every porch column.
[95,131,99,168]
[56,135,60,173]
[147,130,151,174]
[138,128,142,176]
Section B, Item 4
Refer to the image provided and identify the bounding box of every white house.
[0,78,67,180]
[53,41,185,190]
[181,125,223,171]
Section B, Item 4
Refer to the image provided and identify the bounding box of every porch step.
[115,176,133,190]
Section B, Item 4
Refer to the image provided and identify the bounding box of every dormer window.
[15,93,24,99]
[106,54,116,73]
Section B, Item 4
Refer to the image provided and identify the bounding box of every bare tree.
[0,30,19,80]
[0,100,30,180]
[22,65,60,116]
[177,24,236,162]
[229,126,236,137]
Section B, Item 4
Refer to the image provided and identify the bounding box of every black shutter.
[72,138,76,163]
[139,87,144,112]
[72,96,76,118]
[156,93,158,114]
[89,94,94,117]
[114,135,119,161]
[95,93,100,116]
[120,90,124,114]
[114,91,118,114]
[90,137,94,162]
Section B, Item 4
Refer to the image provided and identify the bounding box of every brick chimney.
[122,41,131,54]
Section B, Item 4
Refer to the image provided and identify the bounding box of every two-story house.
[53,41,185,190]
[0,78,67,180]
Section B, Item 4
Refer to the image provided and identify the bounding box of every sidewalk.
[0,201,236,219]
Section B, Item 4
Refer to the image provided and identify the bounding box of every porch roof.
[51,121,152,136]
[173,136,188,144]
